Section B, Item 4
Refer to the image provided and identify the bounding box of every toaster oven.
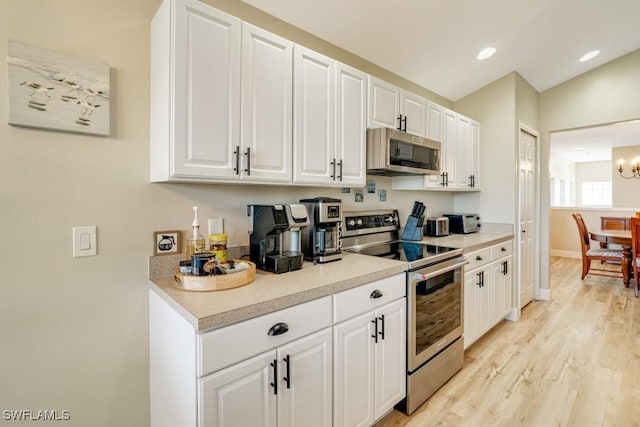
[443,214,480,234]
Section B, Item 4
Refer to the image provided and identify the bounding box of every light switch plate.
[72,226,97,258]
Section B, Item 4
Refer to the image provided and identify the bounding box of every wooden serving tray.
[174,260,256,292]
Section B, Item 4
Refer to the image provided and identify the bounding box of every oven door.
[407,256,468,371]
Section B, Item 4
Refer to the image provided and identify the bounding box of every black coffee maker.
[248,204,309,273]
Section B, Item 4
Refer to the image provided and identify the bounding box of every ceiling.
[551,120,640,163]
[241,0,640,101]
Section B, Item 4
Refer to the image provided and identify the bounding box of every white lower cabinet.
[199,328,332,427]
[333,276,406,427]
[150,274,406,427]
[463,240,513,349]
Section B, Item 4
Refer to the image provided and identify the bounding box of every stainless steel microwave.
[366,128,441,176]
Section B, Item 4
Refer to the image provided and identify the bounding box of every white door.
[335,63,367,186]
[373,299,406,421]
[241,23,293,182]
[463,270,478,349]
[476,266,493,337]
[367,76,400,130]
[424,102,446,188]
[172,1,241,179]
[442,109,458,188]
[400,91,426,136]
[333,311,375,427]
[455,115,472,188]
[199,350,277,427]
[277,329,332,427]
[469,120,481,189]
[519,128,537,308]
[293,46,334,185]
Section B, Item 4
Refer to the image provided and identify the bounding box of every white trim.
[505,308,519,321]
[550,250,580,259]
[537,288,552,301]
[516,123,541,312]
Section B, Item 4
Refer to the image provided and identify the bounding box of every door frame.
[513,123,543,320]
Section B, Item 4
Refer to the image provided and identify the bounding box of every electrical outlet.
[208,218,224,235]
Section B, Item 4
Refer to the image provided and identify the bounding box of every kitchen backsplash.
[166,176,457,248]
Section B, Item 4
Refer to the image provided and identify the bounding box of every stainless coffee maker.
[300,197,342,263]
[248,204,310,273]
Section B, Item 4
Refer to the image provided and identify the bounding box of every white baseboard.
[551,249,580,259]
[505,308,519,321]
[537,288,552,301]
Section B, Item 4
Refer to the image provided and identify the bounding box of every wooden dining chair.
[571,213,624,280]
[631,217,640,294]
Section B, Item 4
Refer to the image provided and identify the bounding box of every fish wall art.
[7,39,110,136]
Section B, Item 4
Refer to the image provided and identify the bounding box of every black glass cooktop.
[349,241,461,269]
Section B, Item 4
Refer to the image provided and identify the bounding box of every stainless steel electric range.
[342,209,468,414]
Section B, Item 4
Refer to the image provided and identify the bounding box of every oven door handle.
[410,256,468,281]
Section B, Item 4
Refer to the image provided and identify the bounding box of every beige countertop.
[421,231,513,253]
[149,252,407,332]
[148,231,512,332]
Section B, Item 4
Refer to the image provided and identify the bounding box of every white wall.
[549,154,575,206]
[575,160,611,206]
[0,1,455,425]
[453,73,517,223]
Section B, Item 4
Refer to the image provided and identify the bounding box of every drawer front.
[464,247,492,271]
[492,240,513,259]
[333,274,405,324]
[198,296,331,376]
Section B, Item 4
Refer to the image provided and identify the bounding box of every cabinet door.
[455,115,471,188]
[335,63,367,186]
[400,91,427,137]
[172,1,241,179]
[424,102,447,188]
[241,23,293,182]
[426,101,443,142]
[277,328,332,427]
[293,46,334,185]
[463,270,478,349]
[469,119,480,189]
[441,108,458,188]
[199,350,277,427]
[476,266,493,337]
[493,257,513,322]
[333,312,375,427]
[367,76,400,130]
[373,299,406,421]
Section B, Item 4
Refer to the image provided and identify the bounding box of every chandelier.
[618,157,640,179]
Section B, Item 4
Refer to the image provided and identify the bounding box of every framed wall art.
[7,39,111,136]
[154,230,182,256]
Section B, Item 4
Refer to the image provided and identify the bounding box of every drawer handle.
[267,322,289,336]
[370,289,383,299]
[476,255,483,261]
[501,247,507,252]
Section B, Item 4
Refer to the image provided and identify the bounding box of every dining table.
[589,229,635,296]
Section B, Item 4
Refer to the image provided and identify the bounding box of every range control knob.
[356,218,363,226]
[347,219,356,227]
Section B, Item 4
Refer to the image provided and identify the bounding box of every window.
[581,181,611,206]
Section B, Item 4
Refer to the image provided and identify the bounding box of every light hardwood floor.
[376,257,640,427]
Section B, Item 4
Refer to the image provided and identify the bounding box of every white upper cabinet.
[241,23,293,183]
[150,0,293,183]
[367,76,427,137]
[334,63,367,186]
[367,76,400,130]
[293,46,366,186]
[151,0,242,181]
[400,91,427,137]
[293,46,335,184]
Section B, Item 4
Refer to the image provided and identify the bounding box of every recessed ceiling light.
[477,47,496,61]
[579,50,600,62]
